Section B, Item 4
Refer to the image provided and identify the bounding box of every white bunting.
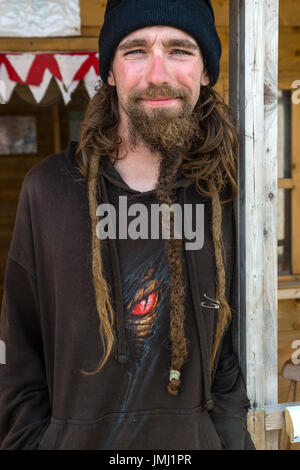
[54,55,89,89]
[55,78,79,105]
[5,54,36,82]
[84,67,100,100]
[28,69,53,103]
[0,64,17,102]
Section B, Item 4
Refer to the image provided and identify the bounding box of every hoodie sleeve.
[209,327,256,450]
[0,173,51,449]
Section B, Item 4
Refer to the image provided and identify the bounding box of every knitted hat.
[98,0,222,86]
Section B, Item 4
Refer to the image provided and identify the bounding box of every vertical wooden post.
[229,0,279,450]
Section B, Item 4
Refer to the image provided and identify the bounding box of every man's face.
[107,25,209,137]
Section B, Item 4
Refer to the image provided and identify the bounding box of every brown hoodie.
[0,141,255,450]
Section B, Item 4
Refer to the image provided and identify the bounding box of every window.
[277,89,300,280]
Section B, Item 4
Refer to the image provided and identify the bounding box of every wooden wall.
[0,82,90,300]
[0,98,56,300]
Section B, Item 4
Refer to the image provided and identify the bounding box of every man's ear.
[107,69,116,87]
[201,69,210,87]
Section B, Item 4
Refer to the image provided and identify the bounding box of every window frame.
[278,89,300,298]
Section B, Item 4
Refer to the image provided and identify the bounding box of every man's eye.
[124,49,145,56]
[172,49,192,56]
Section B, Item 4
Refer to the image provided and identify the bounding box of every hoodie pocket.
[42,408,223,450]
[198,411,223,450]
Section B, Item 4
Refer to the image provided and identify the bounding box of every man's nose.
[144,53,170,86]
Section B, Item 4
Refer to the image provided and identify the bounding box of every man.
[0,0,255,450]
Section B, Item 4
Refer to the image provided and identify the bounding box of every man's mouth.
[141,97,179,107]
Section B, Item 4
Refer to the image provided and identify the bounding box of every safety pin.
[200,293,220,309]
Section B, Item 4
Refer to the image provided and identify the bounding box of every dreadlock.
[79,152,116,375]
[154,150,188,395]
[209,180,232,373]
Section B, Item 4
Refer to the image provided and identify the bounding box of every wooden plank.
[265,402,300,430]
[218,29,230,76]
[247,411,266,449]
[243,1,266,408]
[278,275,300,282]
[279,75,300,90]
[278,280,300,289]
[278,178,293,189]
[291,101,300,274]
[80,0,106,27]
[212,0,230,26]
[0,37,98,52]
[229,0,279,450]
[279,28,300,77]
[260,0,279,450]
[279,0,300,26]
[81,26,101,37]
[246,0,278,408]
[278,288,300,300]
[265,406,285,431]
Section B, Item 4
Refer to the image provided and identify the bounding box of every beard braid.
[155,149,189,396]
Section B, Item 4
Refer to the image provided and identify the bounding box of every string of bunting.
[0,52,100,104]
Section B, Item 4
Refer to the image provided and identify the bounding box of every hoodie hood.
[98,154,194,197]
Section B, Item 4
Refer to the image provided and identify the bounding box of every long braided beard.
[155,150,189,396]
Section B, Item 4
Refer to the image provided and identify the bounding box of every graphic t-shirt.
[101,162,203,412]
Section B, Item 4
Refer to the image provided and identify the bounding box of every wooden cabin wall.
[0,1,300,448]
[0,102,56,301]
[0,82,90,301]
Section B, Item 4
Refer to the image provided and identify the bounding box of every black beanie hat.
[98,0,222,86]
